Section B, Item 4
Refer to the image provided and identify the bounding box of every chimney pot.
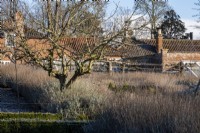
[158,28,162,36]
[190,32,193,40]
[156,28,163,53]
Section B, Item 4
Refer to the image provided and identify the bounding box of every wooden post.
[108,61,112,72]
[122,63,125,73]
[179,62,184,75]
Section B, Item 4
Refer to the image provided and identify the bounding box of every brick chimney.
[15,11,24,37]
[156,28,163,53]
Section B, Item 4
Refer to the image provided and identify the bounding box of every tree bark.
[65,72,79,89]
[56,74,66,91]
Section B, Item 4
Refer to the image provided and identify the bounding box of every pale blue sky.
[24,0,200,39]
[107,0,197,19]
[168,0,197,20]
[107,0,200,39]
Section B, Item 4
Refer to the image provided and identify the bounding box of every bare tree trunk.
[56,74,66,91]
[55,71,81,91]
[65,72,79,90]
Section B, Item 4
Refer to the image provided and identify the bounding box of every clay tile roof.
[105,39,157,58]
[58,38,125,57]
[137,39,156,47]
[139,39,200,53]
[163,40,200,52]
[120,40,157,58]
[106,38,200,58]
[104,47,123,57]
[59,37,97,54]
[24,26,46,39]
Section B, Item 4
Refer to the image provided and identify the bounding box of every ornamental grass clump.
[84,93,200,133]
[0,65,110,119]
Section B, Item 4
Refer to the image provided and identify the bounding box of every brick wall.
[162,50,200,71]
[0,38,5,47]
[0,38,91,62]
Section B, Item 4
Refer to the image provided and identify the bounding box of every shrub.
[0,120,86,133]
[0,65,109,120]
[0,112,62,120]
[1,64,199,133]
[84,93,200,133]
[106,72,197,94]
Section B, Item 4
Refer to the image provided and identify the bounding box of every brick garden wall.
[162,49,200,71]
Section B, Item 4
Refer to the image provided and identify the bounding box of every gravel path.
[0,88,36,112]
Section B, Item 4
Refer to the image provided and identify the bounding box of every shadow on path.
[0,88,39,112]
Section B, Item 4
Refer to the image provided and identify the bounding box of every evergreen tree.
[160,10,186,39]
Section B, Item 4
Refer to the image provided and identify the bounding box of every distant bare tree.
[135,0,170,38]
[104,5,150,43]
[193,0,200,29]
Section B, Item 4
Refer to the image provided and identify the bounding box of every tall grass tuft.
[0,65,109,119]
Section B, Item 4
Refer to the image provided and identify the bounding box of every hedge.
[0,120,86,133]
[0,113,87,133]
[0,112,62,120]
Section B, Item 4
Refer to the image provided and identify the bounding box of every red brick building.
[1,12,200,72]
[105,30,200,72]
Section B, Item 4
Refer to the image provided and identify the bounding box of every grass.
[0,112,62,120]
[0,119,86,133]
[83,73,200,133]
[84,93,200,133]
[0,65,109,120]
[0,64,200,132]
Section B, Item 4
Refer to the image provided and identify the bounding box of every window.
[5,33,15,47]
